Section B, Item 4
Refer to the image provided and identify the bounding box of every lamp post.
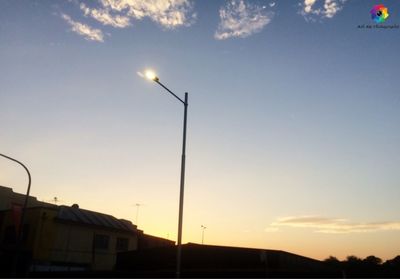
[142,70,188,278]
[135,203,143,227]
[0,153,31,276]
[201,225,206,245]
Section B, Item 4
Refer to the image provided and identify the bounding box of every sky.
[1,0,400,261]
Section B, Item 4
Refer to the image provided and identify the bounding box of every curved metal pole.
[154,79,185,105]
[152,79,188,278]
[0,153,32,275]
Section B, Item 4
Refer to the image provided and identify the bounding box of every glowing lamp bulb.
[145,70,158,81]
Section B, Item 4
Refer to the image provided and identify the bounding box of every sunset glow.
[1,0,399,264]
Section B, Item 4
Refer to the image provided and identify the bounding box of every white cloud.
[268,215,400,234]
[215,0,274,40]
[323,0,343,18]
[99,0,196,29]
[300,0,346,20]
[62,0,195,42]
[61,14,104,42]
[80,3,131,28]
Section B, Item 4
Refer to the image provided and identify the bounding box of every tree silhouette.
[346,255,362,263]
[323,256,341,268]
[323,254,400,277]
[324,256,339,263]
[364,255,382,266]
[383,255,400,277]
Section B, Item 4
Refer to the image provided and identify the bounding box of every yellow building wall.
[31,208,59,261]
[0,206,138,271]
[49,223,138,270]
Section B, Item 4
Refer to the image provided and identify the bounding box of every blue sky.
[1,0,400,260]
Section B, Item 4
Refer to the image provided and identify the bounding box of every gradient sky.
[1,0,400,261]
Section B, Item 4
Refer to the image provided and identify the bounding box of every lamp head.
[145,70,159,82]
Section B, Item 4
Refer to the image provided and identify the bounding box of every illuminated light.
[145,70,158,81]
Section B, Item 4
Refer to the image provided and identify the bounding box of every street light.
[201,225,207,245]
[142,69,188,278]
[0,153,32,276]
[134,203,144,227]
[145,70,158,82]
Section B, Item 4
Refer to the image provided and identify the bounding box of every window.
[116,237,129,251]
[93,234,109,250]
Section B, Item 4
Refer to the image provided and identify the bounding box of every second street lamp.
[201,225,207,245]
[0,153,32,276]
[142,70,188,278]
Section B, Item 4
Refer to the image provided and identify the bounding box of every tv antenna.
[45,197,64,205]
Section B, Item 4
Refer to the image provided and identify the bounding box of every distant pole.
[135,203,142,227]
[201,225,207,245]
[0,153,31,276]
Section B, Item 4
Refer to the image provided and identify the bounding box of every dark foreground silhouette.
[324,255,400,278]
[2,244,400,277]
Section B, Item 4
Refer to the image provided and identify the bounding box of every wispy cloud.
[61,14,104,42]
[266,215,400,234]
[80,3,131,28]
[300,0,346,20]
[215,0,274,40]
[63,0,196,42]
[99,0,196,29]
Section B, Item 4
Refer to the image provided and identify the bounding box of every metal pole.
[176,92,188,278]
[0,153,31,276]
[201,225,206,245]
[150,78,188,278]
[135,203,140,227]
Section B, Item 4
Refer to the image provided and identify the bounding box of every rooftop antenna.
[45,196,64,205]
[201,225,207,245]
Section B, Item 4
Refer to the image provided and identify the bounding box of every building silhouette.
[116,243,341,277]
[0,186,174,274]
